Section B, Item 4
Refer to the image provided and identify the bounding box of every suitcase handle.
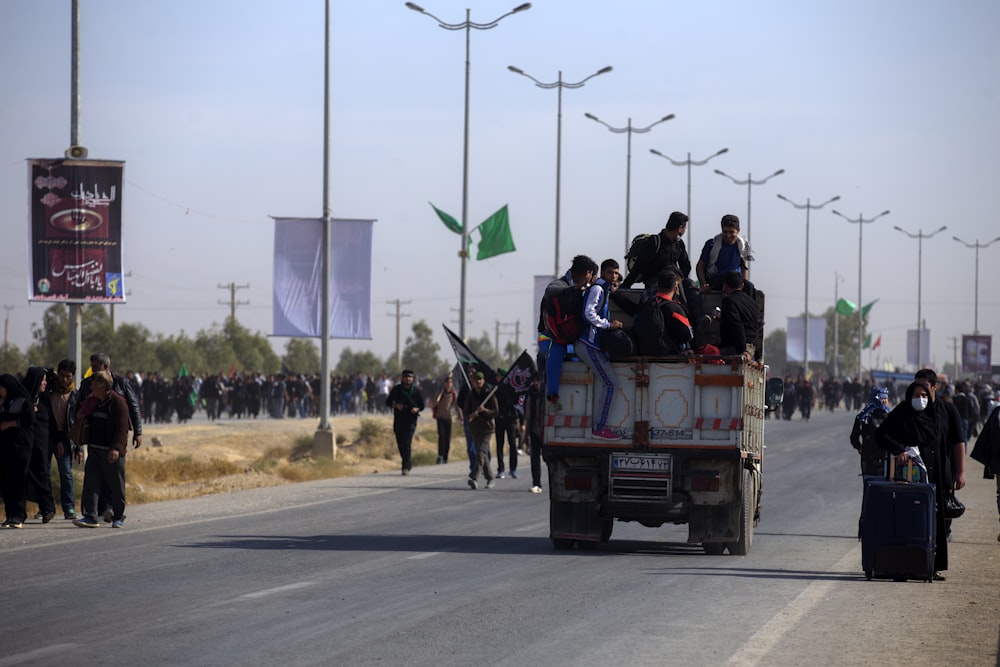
[887,455,914,483]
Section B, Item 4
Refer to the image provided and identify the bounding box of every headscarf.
[22,366,48,398]
[0,373,29,401]
[876,381,939,454]
[856,386,889,424]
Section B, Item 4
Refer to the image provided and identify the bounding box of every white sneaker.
[530,486,542,494]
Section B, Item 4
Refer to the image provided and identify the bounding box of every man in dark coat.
[718,272,759,359]
[970,404,1000,542]
[386,370,424,475]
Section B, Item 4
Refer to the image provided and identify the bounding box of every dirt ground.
[130,413,442,502]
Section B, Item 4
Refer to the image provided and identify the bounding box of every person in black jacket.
[78,352,142,449]
[970,404,1000,542]
[0,374,35,528]
[23,367,57,524]
[850,386,890,476]
[718,272,759,359]
[386,370,424,475]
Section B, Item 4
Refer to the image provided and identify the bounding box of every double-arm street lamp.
[776,193,840,374]
[508,64,613,277]
[894,225,946,369]
[649,147,729,250]
[952,235,1000,334]
[714,168,785,245]
[584,112,675,252]
[405,2,531,339]
[832,208,890,378]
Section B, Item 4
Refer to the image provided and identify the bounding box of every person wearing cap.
[386,370,425,475]
[463,371,498,490]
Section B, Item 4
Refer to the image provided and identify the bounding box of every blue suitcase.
[860,475,936,582]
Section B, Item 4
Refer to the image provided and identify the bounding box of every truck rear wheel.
[552,538,575,550]
[728,468,756,556]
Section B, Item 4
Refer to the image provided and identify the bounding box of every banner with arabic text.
[28,159,125,302]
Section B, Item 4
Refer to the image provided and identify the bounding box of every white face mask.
[911,396,928,412]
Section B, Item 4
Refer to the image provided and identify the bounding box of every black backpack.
[542,285,587,345]
[625,233,660,274]
[632,296,671,356]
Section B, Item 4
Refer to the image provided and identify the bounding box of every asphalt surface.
[1,408,998,666]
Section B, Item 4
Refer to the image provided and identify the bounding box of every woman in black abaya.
[875,380,948,577]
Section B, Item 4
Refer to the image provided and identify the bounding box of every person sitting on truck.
[577,258,625,440]
[696,214,753,293]
[718,271,760,360]
[631,269,693,356]
[543,255,597,413]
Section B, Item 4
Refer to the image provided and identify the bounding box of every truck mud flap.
[550,500,603,542]
[687,504,738,545]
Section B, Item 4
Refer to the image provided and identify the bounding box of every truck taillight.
[689,472,720,492]
[565,474,592,491]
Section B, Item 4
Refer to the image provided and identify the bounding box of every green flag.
[861,299,879,319]
[475,204,516,260]
[836,298,857,317]
[178,363,189,379]
[430,203,463,235]
[863,333,873,349]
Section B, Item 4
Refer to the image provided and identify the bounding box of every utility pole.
[3,305,11,347]
[495,320,519,360]
[948,336,960,378]
[218,282,250,321]
[386,299,412,371]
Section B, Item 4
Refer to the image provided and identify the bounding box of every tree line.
[0,304,523,380]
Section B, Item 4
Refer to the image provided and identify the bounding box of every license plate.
[611,453,671,472]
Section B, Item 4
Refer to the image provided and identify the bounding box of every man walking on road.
[386,370,424,475]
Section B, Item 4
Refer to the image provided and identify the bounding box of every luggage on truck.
[860,459,936,582]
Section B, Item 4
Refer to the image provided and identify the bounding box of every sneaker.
[530,486,543,494]
[485,479,496,489]
[933,572,946,582]
[2,519,23,529]
[435,456,443,465]
[497,471,506,479]
[510,470,518,479]
[64,509,78,520]
[592,427,619,440]
[33,512,44,520]
[112,519,125,529]
[402,468,410,476]
[468,478,478,490]
[103,509,114,523]
[73,516,100,528]
[42,511,56,524]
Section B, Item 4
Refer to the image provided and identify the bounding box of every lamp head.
[596,66,613,75]
[507,65,523,74]
[404,2,426,12]
[512,2,532,13]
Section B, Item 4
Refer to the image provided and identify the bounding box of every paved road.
[1,409,998,666]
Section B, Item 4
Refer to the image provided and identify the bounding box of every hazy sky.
[2,0,998,375]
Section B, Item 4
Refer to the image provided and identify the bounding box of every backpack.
[632,296,671,356]
[625,233,660,274]
[542,285,587,345]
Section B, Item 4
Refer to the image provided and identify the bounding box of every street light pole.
[952,235,1000,334]
[648,147,729,250]
[584,112,675,252]
[776,193,840,376]
[833,209,890,379]
[508,64,612,277]
[406,2,531,339]
[714,168,784,245]
[895,225,947,369]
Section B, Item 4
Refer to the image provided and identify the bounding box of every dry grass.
[29,413,454,511]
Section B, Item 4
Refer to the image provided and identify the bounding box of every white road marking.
[725,545,861,666]
[238,581,317,599]
[0,643,77,666]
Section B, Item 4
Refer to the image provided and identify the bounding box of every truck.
[542,289,781,555]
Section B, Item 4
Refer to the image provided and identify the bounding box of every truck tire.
[728,468,756,556]
[552,538,575,550]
